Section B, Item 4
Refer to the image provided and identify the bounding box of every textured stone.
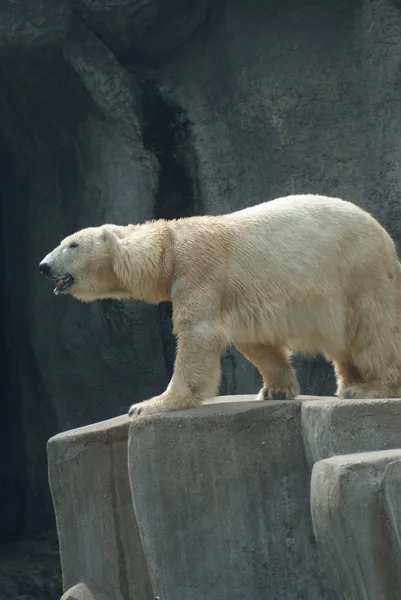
[128,397,335,600]
[0,537,62,600]
[69,0,216,62]
[47,416,153,600]
[0,0,68,50]
[311,450,401,600]
[62,19,144,148]
[301,397,401,467]
[381,460,401,584]
[47,396,401,599]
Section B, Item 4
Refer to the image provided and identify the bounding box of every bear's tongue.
[53,275,73,295]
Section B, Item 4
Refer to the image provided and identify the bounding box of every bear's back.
[228,194,373,227]
[222,193,398,297]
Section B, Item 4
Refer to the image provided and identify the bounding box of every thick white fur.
[40,194,401,417]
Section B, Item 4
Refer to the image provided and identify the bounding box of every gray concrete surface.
[128,398,335,600]
[301,397,401,467]
[48,395,401,599]
[311,450,401,600]
[47,416,153,600]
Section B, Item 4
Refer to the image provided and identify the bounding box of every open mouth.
[52,275,74,295]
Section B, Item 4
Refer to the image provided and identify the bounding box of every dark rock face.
[0,536,62,600]
[1,0,401,596]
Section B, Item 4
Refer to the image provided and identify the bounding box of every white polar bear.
[39,194,401,417]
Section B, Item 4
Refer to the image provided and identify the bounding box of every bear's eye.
[69,242,79,249]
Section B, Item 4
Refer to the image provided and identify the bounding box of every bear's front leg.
[128,319,226,419]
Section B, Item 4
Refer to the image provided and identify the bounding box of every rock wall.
[1,0,401,573]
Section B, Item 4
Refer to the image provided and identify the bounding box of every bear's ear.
[101,225,122,249]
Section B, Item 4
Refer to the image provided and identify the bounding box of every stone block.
[301,397,401,467]
[128,397,335,600]
[311,450,401,600]
[47,415,153,600]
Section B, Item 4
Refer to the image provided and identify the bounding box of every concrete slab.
[48,416,153,600]
[301,398,401,467]
[311,449,401,600]
[128,399,335,600]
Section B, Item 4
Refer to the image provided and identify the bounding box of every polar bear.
[39,194,401,417]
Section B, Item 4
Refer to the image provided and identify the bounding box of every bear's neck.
[116,220,174,304]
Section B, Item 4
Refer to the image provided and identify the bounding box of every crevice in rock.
[139,78,201,378]
[139,78,200,220]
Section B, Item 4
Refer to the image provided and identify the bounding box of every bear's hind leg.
[340,379,401,399]
[340,370,401,399]
[236,343,300,400]
[333,360,363,398]
[341,309,401,399]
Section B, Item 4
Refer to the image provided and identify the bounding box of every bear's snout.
[39,262,52,277]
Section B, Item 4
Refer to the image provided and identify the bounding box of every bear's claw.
[256,386,298,401]
[128,398,167,418]
[128,405,143,417]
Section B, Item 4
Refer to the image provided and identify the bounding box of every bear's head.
[39,225,128,302]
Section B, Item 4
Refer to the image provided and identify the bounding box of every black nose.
[39,262,51,276]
